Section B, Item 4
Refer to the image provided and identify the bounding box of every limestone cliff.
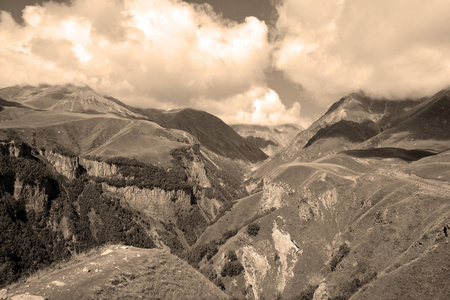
[102,183,192,223]
[41,150,81,179]
[79,158,119,177]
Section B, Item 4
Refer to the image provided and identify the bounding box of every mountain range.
[0,84,449,299]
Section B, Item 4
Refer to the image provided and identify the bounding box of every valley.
[0,84,449,299]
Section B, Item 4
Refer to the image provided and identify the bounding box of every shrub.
[187,240,218,268]
[214,278,225,290]
[329,243,350,271]
[219,229,238,245]
[247,222,260,236]
[226,250,238,262]
[221,261,244,277]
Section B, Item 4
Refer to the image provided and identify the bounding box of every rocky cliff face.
[79,158,119,178]
[0,141,59,214]
[13,177,56,213]
[41,150,81,179]
[174,148,225,222]
[260,178,294,211]
[102,184,192,222]
[183,154,212,191]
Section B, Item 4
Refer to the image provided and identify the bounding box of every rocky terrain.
[2,245,228,300]
[1,84,449,299]
[196,150,450,299]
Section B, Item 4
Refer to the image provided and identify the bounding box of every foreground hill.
[2,245,228,300]
[231,124,303,156]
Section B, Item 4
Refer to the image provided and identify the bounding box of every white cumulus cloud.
[217,87,306,126]
[0,0,271,110]
[274,0,450,105]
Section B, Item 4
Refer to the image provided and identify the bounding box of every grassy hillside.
[193,151,450,299]
[3,245,229,300]
[366,89,450,151]
[137,108,268,163]
[0,114,191,167]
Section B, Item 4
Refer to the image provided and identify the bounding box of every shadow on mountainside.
[304,120,380,148]
[341,147,439,161]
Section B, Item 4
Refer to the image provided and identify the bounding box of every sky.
[1,0,450,127]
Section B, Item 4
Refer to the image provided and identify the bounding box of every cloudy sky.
[1,0,450,127]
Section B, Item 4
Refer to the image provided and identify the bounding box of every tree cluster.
[103,157,191,192]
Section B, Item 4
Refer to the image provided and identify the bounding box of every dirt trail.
[377,169,450,198]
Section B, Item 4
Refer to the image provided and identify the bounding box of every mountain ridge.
[253,92,430,177]
[0,84,268,164]
[1,84,450,299]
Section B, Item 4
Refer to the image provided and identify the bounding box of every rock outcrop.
[79,158,119,178]
[0,140,32,158]
[42,150,81,179]
[13,178,52,213]
[260,178,294,211]
[102,184,192,222]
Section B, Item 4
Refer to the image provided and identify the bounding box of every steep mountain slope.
[303,120,379,148]
[136,108,268,163]
[0,85,250,201]
[0,84,268,166]
[195,150,450,299]
[231,124,303,156]
[366,88,450,151]
[185,88,450,299]
[254,93,425,177]
[0,97,28,111]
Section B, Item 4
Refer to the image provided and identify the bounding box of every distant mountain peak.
[231,123,304,156]
[0,84,141,118]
